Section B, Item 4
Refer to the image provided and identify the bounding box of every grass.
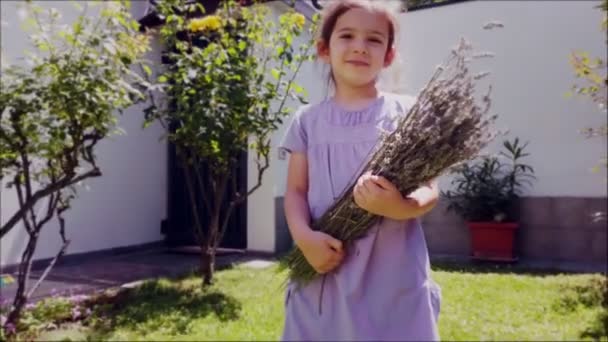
[431,262,607,340]
[31,261,607,341]
[37,264,288,341]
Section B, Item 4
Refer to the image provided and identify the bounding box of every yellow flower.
[188,15,222,32]
[292,13,306,28]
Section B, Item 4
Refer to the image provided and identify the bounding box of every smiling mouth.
[346,60,370,66]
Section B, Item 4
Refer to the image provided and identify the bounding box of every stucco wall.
[1,1,168,266]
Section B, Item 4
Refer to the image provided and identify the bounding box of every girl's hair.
[315,0,402,93]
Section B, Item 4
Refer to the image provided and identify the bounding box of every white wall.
[1,1,167,266]
[267,0,607,204]
[397,0,607,197]
[246,1,332,252]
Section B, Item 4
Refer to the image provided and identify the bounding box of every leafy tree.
[567,0,607,221]
[0,1,150,335]
[143,0,315,286]
[568,1,607,161]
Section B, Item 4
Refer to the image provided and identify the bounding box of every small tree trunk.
[5,232,38,333]
[200,208,221,286]
[200,247,215,286]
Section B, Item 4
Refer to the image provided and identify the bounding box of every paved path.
[0,248,272,303]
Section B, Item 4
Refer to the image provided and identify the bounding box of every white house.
[1,0,606,269]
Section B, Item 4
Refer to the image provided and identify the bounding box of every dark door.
[163,135,248,249]
[148,0,255,249]
[151,0,249,249]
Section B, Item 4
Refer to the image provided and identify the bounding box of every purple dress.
[279,93,442,341]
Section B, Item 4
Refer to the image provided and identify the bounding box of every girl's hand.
[353,171,404,218]
[353,172,439,220]
[296,229,345,274]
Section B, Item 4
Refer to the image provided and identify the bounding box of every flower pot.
[466,221,518,262]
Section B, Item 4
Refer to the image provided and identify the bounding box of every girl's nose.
[352,39,368,54]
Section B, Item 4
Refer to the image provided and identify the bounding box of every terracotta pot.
[466,221,519,261]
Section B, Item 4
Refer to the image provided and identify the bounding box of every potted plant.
[442,137,536,261]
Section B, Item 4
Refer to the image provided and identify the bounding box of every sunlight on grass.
[36,262,606,341]
[432,267,606,340]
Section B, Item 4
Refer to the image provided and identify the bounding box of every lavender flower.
[474,72,491,80]
[68,294,88,304]
[473,52,495,59]
[483,21,504,30]
[4,322,15,334]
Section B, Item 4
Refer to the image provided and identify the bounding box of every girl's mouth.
[346,60,370,67]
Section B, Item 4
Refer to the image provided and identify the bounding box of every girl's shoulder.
[291,99,332,121]
[289,98,345,132]
[290,93,417,127]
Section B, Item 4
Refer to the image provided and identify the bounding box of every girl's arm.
[354,173,439,221]
[284,152,313,243]
[284,152,344,274]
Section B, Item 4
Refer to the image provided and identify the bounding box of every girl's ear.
[384,46,396,67]
[316,40,330,64]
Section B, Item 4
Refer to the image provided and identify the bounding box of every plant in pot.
[442,137,536,261]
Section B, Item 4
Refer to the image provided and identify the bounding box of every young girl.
[280,1,442,341]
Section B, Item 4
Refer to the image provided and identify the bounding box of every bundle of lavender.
[279,39,498,286]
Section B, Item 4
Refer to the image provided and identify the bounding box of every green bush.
[442,138,535,222]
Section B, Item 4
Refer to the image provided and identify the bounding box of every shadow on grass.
[580,310,608,340]
[430,260,594,277]
[85,278,242,339]
[548,275,608,340]
[570,277,608,340]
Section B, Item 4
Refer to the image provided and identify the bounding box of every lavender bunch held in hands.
[280,38,498,286]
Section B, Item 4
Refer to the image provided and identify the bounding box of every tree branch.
[216,147,268,249]
[234,139,270,206]
[14,126,34,207]
[33,165,62,233]
[27,192,71,299]
[136,62,169,132]
[216,201,236,251]
[192,154,212,216]
[8,228,37,323]
[210,173,229,249]
[0,167,101,238]
[36,186,58,231]
[273,40,312,120]
[14,175,33,234]
[81,132,101,167]
[178,147,205,245]
[216,169,238,250]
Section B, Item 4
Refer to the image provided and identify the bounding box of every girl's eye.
[368,38,382,43]
[340,34,353,39]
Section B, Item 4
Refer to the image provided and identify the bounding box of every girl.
[280,1,442,341]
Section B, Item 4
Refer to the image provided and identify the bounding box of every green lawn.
[31,262,607,341]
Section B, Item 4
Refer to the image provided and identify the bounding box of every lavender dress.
[279,93,442,341]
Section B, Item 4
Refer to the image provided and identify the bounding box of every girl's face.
[318,8,395,89]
